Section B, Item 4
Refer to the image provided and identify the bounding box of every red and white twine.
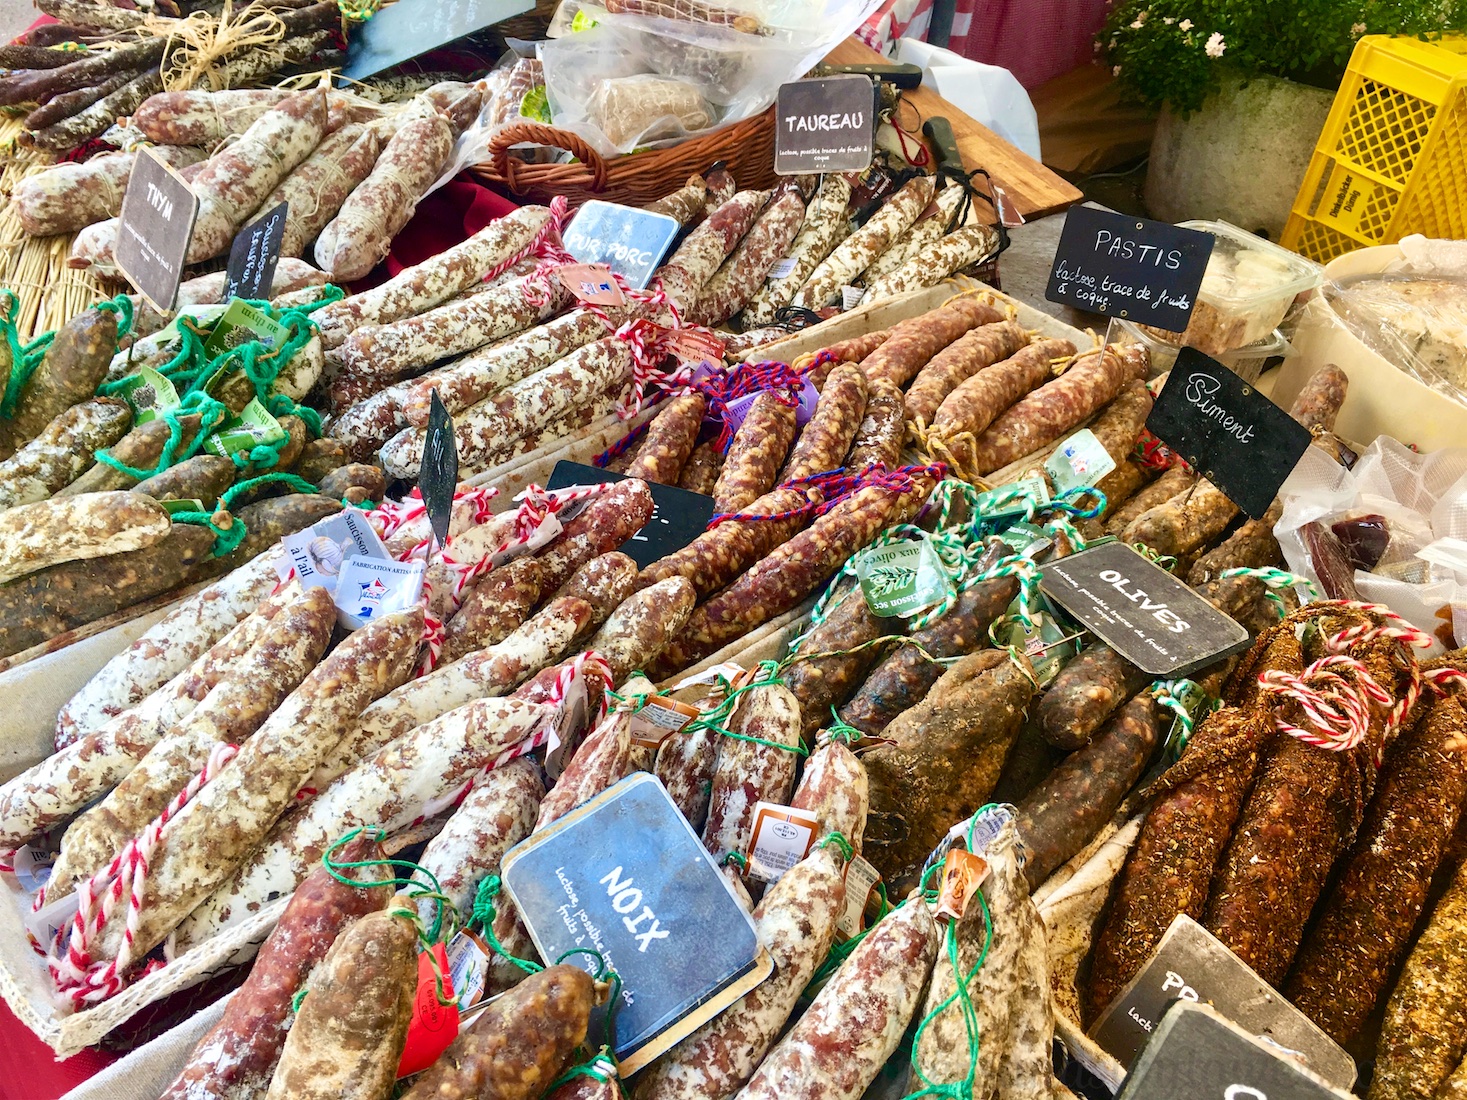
[46,742,238,1007]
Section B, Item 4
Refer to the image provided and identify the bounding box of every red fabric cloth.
[0,997,115,1100]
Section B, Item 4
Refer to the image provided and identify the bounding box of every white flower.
[1351,21,1367,34]
[1130,18,1144,28]
[1163,16,1174,23]
[1179,18,1193,30]
[1113,64,1123,75]
[1205,31,1226,57]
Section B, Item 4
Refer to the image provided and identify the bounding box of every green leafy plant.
[1101,0,1467,113]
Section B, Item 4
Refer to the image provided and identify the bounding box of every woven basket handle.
[487,122,611,194]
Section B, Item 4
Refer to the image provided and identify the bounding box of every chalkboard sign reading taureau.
[775,74,877,175]
[1046,206,1214,332]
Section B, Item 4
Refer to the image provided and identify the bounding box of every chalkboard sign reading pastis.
[562,201,681,291]
[1091,916,1355,1089]
[1118,1002,1355,1100]
[115,147,200,315]
[223,201,287,304]
[1147,347,1314,520]
[775,74,877,175]
[501,774,773,1073]
[1046,205,1214,332]
[1040,541,1249,677]
[547,460,715,569]
[341,0,534,81]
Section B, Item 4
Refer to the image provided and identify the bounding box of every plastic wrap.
[1278,436,1467,650]
[1329,272,1467,406]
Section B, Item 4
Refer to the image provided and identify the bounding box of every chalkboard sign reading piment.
[1146,347,1315,520]
[547,460,715,569]
[341,0,535,81]
[501,774,772,1073]
[223,201,287,304]
[775,74,878,175]
[1091,916,1355,1089]
[562,201,681,291]
[115,147,200,315]
[1046,206,1214,332]
[1117,1002,1355,1100]
[1040,541,1249,677]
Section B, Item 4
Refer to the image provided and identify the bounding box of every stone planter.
[1145,71,1334,241]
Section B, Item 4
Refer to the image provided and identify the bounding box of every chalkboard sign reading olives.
[115,147,200,315]
[775,74,878,175]
[1146,347,1314,520]
[1046,206,1214,332]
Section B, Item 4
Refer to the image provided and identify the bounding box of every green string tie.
[95,391,232,482]
[471,875,543,975]
[168,472,319,556]
[1219,566,1319,617]
[817,830,854,861]
[681,661,809,757]
[322,826,456,945]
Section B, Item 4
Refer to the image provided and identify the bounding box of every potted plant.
[1100,1,1467,239]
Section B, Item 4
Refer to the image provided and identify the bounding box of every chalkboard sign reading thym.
[1146,347,1314,520]
[1046,206,1214,332]
[115,147,200,315]
[775,74,877,175]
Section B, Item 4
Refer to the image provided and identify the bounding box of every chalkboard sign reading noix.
[561,200,681,291]
[501,774,772,1073]
[1091,916,1355,1088]
[1117,1002,1355,1100]
[1146,348,1314,520]
[1040,541,1250,677]
[341,0,534,81]
[775,74,878,175]
[223,201,287,304]
[1046,205,1214,332]
[546,461,715,569]
[115,147,200,315]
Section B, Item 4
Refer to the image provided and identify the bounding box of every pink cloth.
[860,0,1106,88]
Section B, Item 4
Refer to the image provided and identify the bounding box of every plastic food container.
[1140,220,1323,355]
[1105,317,1293,384]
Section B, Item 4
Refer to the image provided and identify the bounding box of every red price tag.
[664,326,726,365]
[558,262,626,306]
[397,943,460,1078]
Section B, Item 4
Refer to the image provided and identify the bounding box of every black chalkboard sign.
[1091,916,1355,1089]
[115,147,200,315]
[1046,206,1214,332]
[1040,541,1249,677]
[774,74,877,175]
[223,201,287,304]
[1146,347,1314,520]
[547,460,715,569]
[419,390,458,550]
[340,0,534,82]
[1118,1002,1355,1100]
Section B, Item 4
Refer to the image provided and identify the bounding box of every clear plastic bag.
[1278,436,1467,651]
[1327,270,1467,406]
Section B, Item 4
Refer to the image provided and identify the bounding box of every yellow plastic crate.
[1281,34,1467,264]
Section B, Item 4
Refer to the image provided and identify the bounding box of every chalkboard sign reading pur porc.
[1046,206,1214,332]
[547,460,715,569]
[1091,916,1355,1089]
[562,201,681,291]
[775,74,878,175]
[1118,1002,1355,1100]
[341,0,534,81]
[1039,541,1249,677]
[115,147,200,315]
[1146,347,1314,520]
[223,201,287,304]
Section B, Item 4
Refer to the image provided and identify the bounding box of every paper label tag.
[557,262,626,307]
[203,397,285,458]
[835,855,882,941]
[10,844,54,894]
[745,802,820,884]
[280,509,391,593]
[1045,428,1117,496]
[841,285,867,310]
[935,848,989,922]
[23,888,79,952]
[161,498,207,517]
[202,297,289,357]
[996,597,1076,688]
[543,665,591,780]
[856,534,954,618]
[993,184,1025,228]
[948,803,1016,856]
[673,661,746,693]
[769,256,798,281]
[113,364,180,426]
[114,147,200,314]
[397,944,460,1078]
[664,326,726,367]
[974,475,1051,522]
[333,556,426,631]
[721,380,820,438]
[445,929,491,1013]
[628,694,702,750]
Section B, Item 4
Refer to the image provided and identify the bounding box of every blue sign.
[501,774,770,1072]
[562,200,682,291]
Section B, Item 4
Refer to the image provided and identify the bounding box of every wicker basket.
[470,107,780,207]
